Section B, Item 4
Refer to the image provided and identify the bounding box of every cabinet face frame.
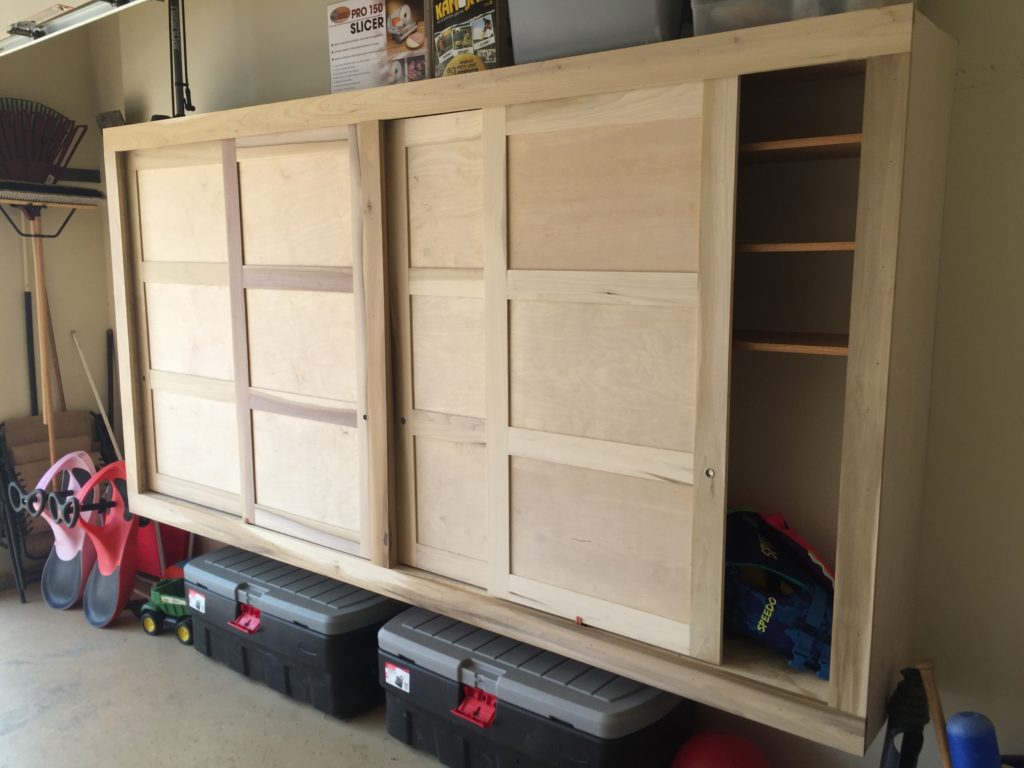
[104,6,948,754]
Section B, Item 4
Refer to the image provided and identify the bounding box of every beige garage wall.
[3,0,1018,761]
[0,29,115,428]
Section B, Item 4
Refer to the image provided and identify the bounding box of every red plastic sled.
[6,452,97,610]
[50,462,138,628]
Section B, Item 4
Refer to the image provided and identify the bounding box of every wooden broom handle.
[917,659,953,768]
[29,215,57,468]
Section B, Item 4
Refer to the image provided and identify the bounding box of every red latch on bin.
[451,685,497,728]
[228,604,262,634]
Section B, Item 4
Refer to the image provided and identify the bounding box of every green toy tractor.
[140,578,194,645]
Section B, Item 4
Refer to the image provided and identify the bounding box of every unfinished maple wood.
[151,390,240,496]
[734,331,850,356]
[495,80,731,660]
[353,121,396,568]
[389,112,490,585]
[410,296,486,419]
[510,456,693,624]
[740,133,863,161]
[143,283,234,379]
[251,410,361,540]
[689,76,740,664]
[738,241,857,253]
[104,7,914,154]
[246,289,358,404]
[103,8,954,754]
[861,18,956,739]
[222,139,255,525]
[237,140,353,267]
[507,113,702,273]
[135,160,226,263]
[509,301,698,451]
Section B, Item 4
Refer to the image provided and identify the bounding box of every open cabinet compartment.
[724,63,866,702]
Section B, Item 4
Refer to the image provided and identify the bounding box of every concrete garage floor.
[0,585,434,768]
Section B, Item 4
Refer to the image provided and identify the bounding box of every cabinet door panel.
[252,410,361,540]
[238,142,353,267]
[508,118,701,272]
[510,456,693,622]
[509,301,697,452]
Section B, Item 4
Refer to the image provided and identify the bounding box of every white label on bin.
[187,588,206,614]
[384,662,410,693]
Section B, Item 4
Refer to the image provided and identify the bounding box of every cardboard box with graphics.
[328,0,430,92]
[430,0,511,77]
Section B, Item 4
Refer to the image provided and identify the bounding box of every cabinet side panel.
[865,15,957,740]
[831,54,911,717]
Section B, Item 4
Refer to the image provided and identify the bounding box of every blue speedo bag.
[724,510,835,680]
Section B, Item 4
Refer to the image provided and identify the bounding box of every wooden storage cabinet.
[105,6,954,754]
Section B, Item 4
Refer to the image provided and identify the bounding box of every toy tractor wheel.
[141,610,164,636]
[176,617,193,646]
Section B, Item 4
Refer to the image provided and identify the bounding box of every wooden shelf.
[723,637,830,703]
[734,331,850,357]
[738,241,856,254]
[740,133,863,162]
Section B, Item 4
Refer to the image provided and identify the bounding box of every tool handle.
[916,660,953,768]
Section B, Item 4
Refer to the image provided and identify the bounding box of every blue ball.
[947,712,1001,768]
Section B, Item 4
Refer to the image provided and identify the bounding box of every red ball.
[672,733,771,768]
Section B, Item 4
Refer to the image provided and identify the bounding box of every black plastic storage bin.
[184,546,404,718]
[379,608,691,767]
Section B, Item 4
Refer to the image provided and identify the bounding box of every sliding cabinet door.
[388,112,489,585]
[126,125,389,558]
[389,83,738,659]
[127,143,242,513]
[491,81,739,661]
[233,132,369,555]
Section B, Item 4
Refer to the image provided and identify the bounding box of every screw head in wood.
[705,468,715,479]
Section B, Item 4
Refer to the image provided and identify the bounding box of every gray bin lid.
[184,547,403,635]
[378,608,680,740]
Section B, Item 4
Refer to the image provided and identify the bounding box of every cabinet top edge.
[105,5,917,154]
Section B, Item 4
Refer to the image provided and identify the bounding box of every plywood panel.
[152,390,239,495]
[510,301,697,451]
[407,140,483,269]
[510,457,692,621]
[508,118,701,272]
[238,143,353,267]
[252,410,361,537]
[247,289,357,404]
[411,295,485,418]
[414,437,487,562]
[145,283,234,380]
[137,163,227,263]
